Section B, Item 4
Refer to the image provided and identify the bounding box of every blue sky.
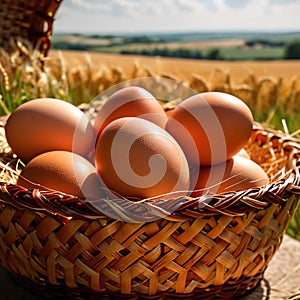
[53,0,300,34]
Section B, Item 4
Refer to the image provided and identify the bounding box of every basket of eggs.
[0,79,299,299]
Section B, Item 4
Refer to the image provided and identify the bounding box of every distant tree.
[158,47,171,57]
[124,36,155,44]
[140,49,152,56]
[193,49,203,59]
[120,47,203,59]
[206,48,223,60]
[51,42,91,51]
[284,40,300,59]
[245,39,285,48]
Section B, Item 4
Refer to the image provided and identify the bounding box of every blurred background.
[51,0,300,61]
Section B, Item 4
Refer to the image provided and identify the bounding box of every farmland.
[51,31,300,60]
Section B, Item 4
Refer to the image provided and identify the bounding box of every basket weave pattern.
[0,0,62,56]
[0,119,299,299]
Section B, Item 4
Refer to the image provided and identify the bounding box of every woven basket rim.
[0,120,299,223]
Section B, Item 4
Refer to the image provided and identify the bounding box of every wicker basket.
[0,0,63,56]
[0,110,299,299]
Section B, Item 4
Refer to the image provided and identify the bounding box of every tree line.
[285,40,300,59]
[120,40,300,60]
[120,47,223,60]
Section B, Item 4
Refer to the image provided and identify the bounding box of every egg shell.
[236,148,250,159]
[17,151,102,199]
[5,98,96,163]
[190,155,269,197]
[95,117,190,200]
[94,86,168,138]
[166,92,254,166]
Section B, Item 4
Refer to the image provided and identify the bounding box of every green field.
[220,46,284,61]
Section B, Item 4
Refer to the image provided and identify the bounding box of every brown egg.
[5,98,96,163]
[94,86,167,137]
[95,117,190,200]
[166,92,254,166]
[17,151,102,199]
[190,155,269,197]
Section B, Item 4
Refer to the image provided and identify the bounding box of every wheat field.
[44,50,300,133]
[49,50,300,84]
[1,45,299,132]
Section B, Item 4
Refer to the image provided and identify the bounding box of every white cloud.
[69,0,111,12]
[272,0,300,4]
[223,0,253,9]
[170,0,213,11]
[68,0,213,15]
